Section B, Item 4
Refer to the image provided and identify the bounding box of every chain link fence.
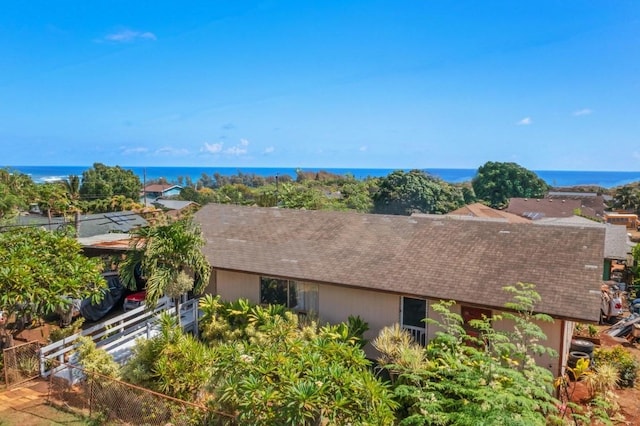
[3,340,42,387]
[47,361,236,425]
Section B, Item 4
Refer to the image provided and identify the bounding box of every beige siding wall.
[320,284,399,358]
[214,270,260,304]
[207,270,565,371]
[493,315,562,376]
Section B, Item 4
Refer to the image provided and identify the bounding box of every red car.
[123,291,146,312]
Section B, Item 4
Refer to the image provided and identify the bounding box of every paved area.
[0,379,48,412]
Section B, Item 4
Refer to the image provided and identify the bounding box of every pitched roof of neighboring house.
[143,184,182,194]
[11,211,147,238]
[546,192,606,219]
[535,217,632,260]
[194,204,605,322]
[76,211,147,238]
[152,199,198,211]
[445,202,530,223]
[505,198,582,220]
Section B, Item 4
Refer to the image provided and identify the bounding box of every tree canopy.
[471,161,549,208]
[372,169,466,215]
[0,168,37,220]
[79,163,142,201]
[0,227,106,343]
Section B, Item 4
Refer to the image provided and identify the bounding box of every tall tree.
[0,227,106,346]
[0,168,37,220]
[373,169,465,215]
[120,218,211,315]
[611,185,640,213]
[472,161,549,208]
[79,163,142,201]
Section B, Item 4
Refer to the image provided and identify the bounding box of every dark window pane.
[402,297,426,328]
[260,277,288,305]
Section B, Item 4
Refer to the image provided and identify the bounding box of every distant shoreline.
[4,165,640,189]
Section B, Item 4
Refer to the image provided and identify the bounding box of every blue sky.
[1,1,639,171]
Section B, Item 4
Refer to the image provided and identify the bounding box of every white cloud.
[202,139,249,156]
[359,145,368,152]
[264,146,275,154]
[121,146,148,155]
[103,29,157,43]
[223,139,249,155]
[225,145,248,155]
[155,147,188,155]
[202,142,223,154]
[573,108,593,116]
[516,117,532,126]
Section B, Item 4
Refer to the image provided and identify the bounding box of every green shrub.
[593,346,639,388]
[49,317,84,343]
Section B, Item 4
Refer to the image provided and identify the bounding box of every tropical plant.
[593,346,639,388]
[120,217,211,318]
[74,335,121,379]
[0,226,106,346]
[0,167,37,220]
[380,284,559,425]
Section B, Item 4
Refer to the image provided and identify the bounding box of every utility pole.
[143,168,147,207]
[275,173,279,207]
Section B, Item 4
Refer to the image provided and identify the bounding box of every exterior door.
[401,297,427,345]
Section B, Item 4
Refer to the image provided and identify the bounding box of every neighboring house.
[12,210,147,256]
[151,199,199,218]
[534,216,633,281]
[194,203,605,377]
[141,184,183,203]
[445,202,530,223]
[604,212,639,230]
[546,192,607,220]
[505,197,583,220]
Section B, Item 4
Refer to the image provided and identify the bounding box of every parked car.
[123,291,147,312]
[79,271,125,322]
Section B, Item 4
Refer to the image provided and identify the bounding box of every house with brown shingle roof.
[505,197,582,220]
[445,202,531,223]
[193,203,605,377]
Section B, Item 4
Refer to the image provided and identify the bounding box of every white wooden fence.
[39,297,199,381]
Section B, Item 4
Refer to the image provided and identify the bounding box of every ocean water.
[4,165,640,189]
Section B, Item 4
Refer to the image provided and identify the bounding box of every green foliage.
[0,227,106,338]
[49,317,85,342]
[611,184,640,214]
[380,284,559,425]
[372,169,465,215]
[373,170,464,215]
[74,335,120,378]
[0,167,37,220]
[593,346,639,388]
[472,161,549,208]
[120,217,211,308]
[123,314,216,401]
[79,162,142,201]
[125,301,395,425]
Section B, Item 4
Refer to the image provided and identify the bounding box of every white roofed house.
[193,203,605,377]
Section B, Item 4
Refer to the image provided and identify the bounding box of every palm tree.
[120,218,211,322]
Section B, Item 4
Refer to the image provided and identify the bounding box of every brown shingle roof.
[447,202,531,223]
[506,198,582,220]
[194,204,605,322]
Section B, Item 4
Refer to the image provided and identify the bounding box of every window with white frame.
[260,277,318,314]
